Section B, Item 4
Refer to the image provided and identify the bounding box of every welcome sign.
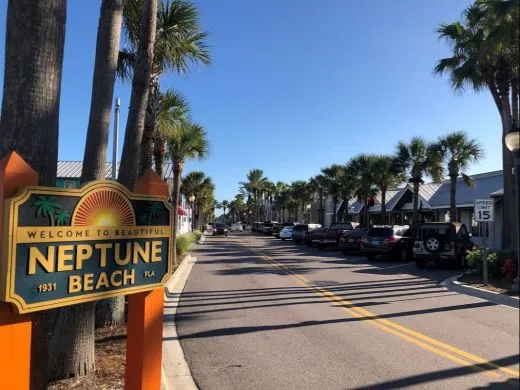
[0,181,174,313]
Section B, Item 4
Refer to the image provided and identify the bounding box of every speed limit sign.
[474,199,494,222]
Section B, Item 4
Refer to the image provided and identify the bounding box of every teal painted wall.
[56,178,80,188]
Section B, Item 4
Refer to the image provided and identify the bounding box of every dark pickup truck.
[311,222,359,249]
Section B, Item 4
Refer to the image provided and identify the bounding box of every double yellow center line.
[244,244,519,381]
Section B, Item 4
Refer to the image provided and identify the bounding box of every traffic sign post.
[474,199,495,285]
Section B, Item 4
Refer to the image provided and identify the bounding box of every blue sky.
[0,0,502,203]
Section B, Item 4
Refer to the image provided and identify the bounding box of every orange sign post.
[125,170,169,390]
[0,152,38,390]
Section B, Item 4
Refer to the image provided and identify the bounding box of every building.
[314,170,504,249]
[56,161,193,234]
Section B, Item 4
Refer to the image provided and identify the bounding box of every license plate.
[371,240,380,246]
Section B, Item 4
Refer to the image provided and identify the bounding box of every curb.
[161,255,199,390]
[441,273,519,309]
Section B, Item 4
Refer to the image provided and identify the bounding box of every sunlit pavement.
[174,232,520,390]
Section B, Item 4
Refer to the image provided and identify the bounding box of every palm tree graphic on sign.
[33,196,63,226]
[54,209,71,226]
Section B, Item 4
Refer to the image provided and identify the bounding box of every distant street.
[176,233,520,390]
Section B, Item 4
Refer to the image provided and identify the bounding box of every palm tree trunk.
[81,0,123,183]
[332,198,338,223]
[381,189,387,225]
[512,82,519,127]
[319,193,324,225]
[449,175,457,222]
[51,0,123,381]
[0,1,66,387]
[172,159,184,266]
[343,199,349,222]
[153,133,166,178]
[118,0,157,190]
[139,76,159,177]
[363,197,369,228]
[412,180,420,228]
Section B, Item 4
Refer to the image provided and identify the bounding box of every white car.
[230,222,243,232]
[280,226,295,240]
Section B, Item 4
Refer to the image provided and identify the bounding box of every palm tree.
[221,200,230,218]
[337,165,358,222]
[438,131,484,222]
[119,0,210,176]
[180,171,213,230]
[239,169,267,222]
[290,180,312,221]
[434,0,519,248]
[371,155,405,224]
[118,0,158,190]
[166,121,209,264]
[274,181,288,221]
[348,155,378,227]
[396,138,444,228]
[81,0,124,183]
[54,209,71,226]
[322,164,343,224]
[33,196,62,226]
[0,2,66,386]
[309,174,328,225]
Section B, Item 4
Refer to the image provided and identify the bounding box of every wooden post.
[0,152,38,390]
[125,170,169,390]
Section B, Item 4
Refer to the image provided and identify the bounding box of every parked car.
[252,222,264,233]
[279,225,295,240]
[312,222,360,250]
[262,222,277,235]
[273,222,294,238]
[361,225,412,260]
[292,223,322,244]
[413,222,473,268]
[230,222,243,232]
[212,222,228,237]
[338,228,369,253]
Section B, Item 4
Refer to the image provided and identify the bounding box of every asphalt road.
[175,232,520,390]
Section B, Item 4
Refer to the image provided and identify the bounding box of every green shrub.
[465,247,515,276]
[193,230,202,242]
[176,234,194,255]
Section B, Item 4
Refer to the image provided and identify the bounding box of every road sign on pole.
[475,200,493,285]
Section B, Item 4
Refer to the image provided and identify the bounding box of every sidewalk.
[441,273,519,309]
[162,255,199,390]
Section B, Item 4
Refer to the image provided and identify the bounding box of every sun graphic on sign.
[71,188,136,227]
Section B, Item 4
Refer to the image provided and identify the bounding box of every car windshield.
[347,229,368,237]
[215,223,225,228]
[367,228,393,237]
[332,223,353,229]
[282,226,294,230]
[293,225,308,231]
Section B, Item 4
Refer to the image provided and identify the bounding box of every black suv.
[361,225,414,260]
[213,222,228,236]
[413,222,474,268]
[252,222,264,233]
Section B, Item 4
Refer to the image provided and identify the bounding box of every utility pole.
[112,97,120,179]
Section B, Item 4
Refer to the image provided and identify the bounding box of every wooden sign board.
[0,180,174,313]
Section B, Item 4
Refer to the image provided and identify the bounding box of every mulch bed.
[459,273,519,297]
[48,325,127,389]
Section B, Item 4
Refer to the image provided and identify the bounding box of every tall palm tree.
[221,200,229,217]
[119,0,210,176]
[118,0,158,190]
[290,180,312,221]
[438,131,484,222]
[434,0,519,248]
[0,1,66,386]
[166,121,209,264]
[309,174,328,225]
[349,155,378,227]
[180,170,211,230]
[274,181,289,221]
[263,181,276,221]
[337,165,358,222]
[396,138,444,228]
[371,155,405,224]
[239,169,267,222]
[322,164,343,224]
[81,0,124,183]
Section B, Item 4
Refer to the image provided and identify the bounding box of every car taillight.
[383,236,399,244]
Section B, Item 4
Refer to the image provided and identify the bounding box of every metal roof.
[57,161,173,179]
[428,171,503,208]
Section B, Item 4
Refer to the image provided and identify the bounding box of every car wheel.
[415,259,425,268]
[366,254,376,260]
[341,248,349,254]
[318,244,325,250]
[399,248,408,261]
[306,242,312,248]
[281,238,286,241]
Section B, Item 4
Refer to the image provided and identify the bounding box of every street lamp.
[188,194,195,231]
[505,128,520,293]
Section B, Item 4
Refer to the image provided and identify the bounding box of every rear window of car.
[347,229,367,237]
[367,228,393,237]
[293,224,308,231]
[420,226,454,240]
[332,223,354,229]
